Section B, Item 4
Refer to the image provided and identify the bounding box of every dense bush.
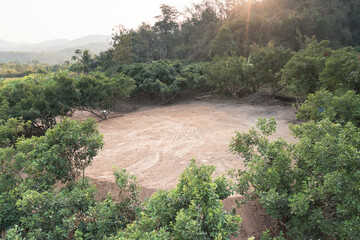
[297,90,360,126]
[320,47,360,93]
[0,118,28,148]
[0,62,58,78]
[0,118,143,239]
[206,54,254,96]
[281,40,332,99]
[112,159,241,239]
[0,118,103,232]
[250,43,294,96]
[0,73,78,132]
[75,72,135,119]
[5,172,140,240]
[231,118,360,239]
[112,60,208,103]
[0,70,136,129]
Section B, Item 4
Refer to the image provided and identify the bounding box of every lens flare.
[244,1,252,56]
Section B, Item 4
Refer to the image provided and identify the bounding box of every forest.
[1,0,360,239]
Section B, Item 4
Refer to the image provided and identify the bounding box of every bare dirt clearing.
[81,99,296,189]
[74,98,296,239]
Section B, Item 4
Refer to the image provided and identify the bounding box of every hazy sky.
[0,0,202,43]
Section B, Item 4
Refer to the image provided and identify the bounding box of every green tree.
[17,118,103,186]
[71,49,98,73]
[0,118,103,233]
[297,90,360,126]
[0,72,78,133]
[319,47,360,92]
[0,118,28,148]
[115,160,241,239]
[6,170,140,240]
[280,40,332,99]
[209,26,237,58]
[250,42,294,96]
[112,25,134,64]
[206,54,253,96]
[154,4,180,59]
[231,118,360,239]
[131,23,157,62]
[177,3,220,60]
[75,72,135,120]
[119,60,203,104]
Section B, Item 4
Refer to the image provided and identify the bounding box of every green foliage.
[71,170,140,239]
[0,62,52,78]
[0,72,79,132]
[0,69,135,124]
[297,90,360,126]
[0,118,28,148]
[117,60,208,103]
[231,118,360,239]
[250,43,294,95]
[0,147,22,231]
[16,118,103,186]
[75,72,135,119]
[206,54,253,96]
[102,0,360,63]
[0,118,103,233]
[320,47,360,92]
[1,146,141,239]
[209,26,237,58]
[153,4,180,59]
[114,168,141,215]
[112,26,134,65]
[70,49,98,73]
[14,180,97,239]
[7,174,140,240]
[116,160,241,239]
[281,40,332,99]
[259,230,286,240]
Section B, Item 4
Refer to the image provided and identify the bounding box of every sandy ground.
[83,99,295,189]
[74,97,296,239]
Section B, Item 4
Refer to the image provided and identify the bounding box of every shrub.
[75,72,135,119]
[231,118,360,239]
[116,160,241,239]
[250,43,294,96]
[297,90,360,126]
[281,40,331,99]
[319,47,360,93]
[206,54,253,96]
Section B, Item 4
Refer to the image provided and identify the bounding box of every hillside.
[0,35,111,64]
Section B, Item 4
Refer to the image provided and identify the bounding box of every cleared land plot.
[73,99,296,239]
[81,100,296,189]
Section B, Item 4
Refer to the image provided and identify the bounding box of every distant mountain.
[0,35,111,64]
[0,39,21,50]
[14,39,70,52]
[0,35,110,52]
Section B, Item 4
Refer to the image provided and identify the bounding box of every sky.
[0,0,202,44]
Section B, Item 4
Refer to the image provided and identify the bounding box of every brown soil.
[74,96,296,239]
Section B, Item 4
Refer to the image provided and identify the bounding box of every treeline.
[0,51,70,65]
[68,38,359,105]
[0,61,63,78]
[100,0,360,64]
[0,71,134,136]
